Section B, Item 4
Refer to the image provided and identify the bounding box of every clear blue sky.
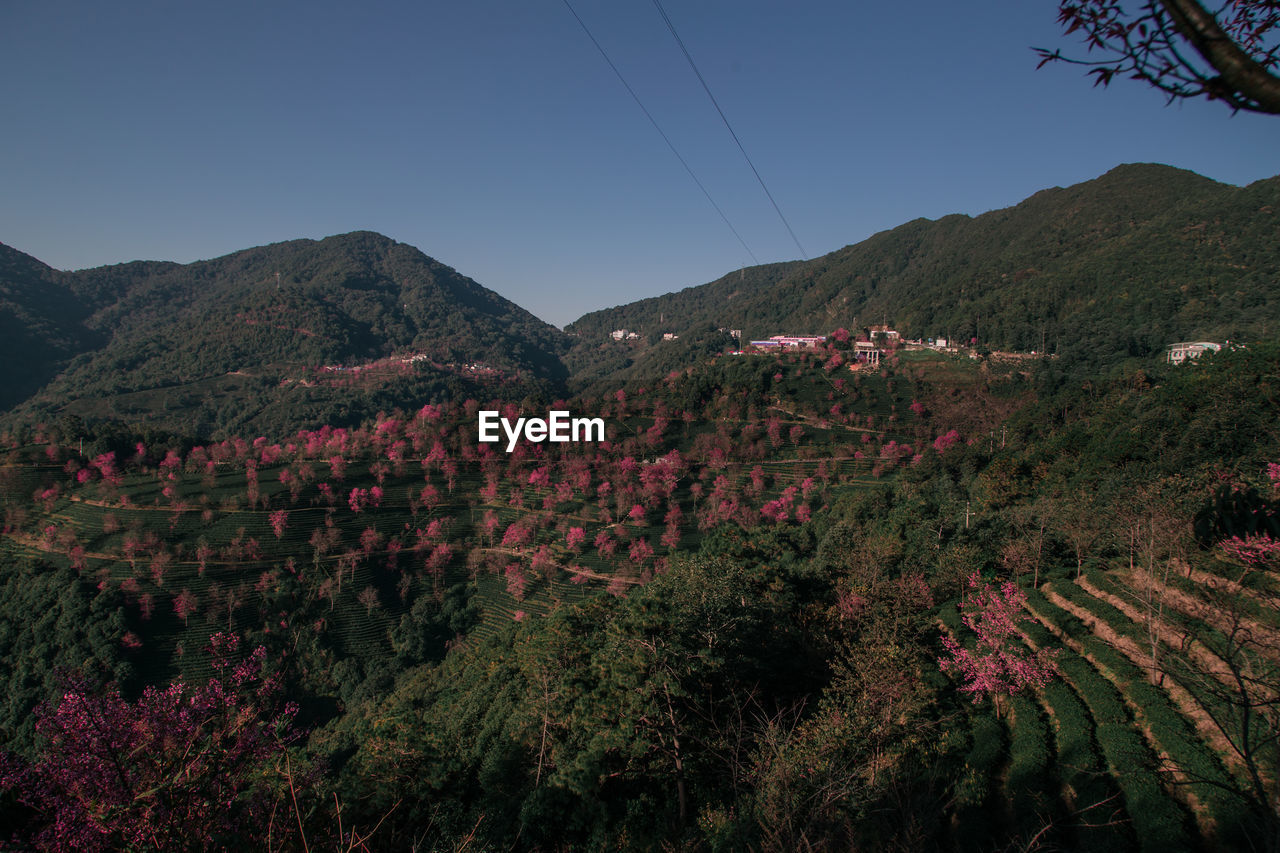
[3,1,1276,327]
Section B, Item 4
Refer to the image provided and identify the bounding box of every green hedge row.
[1026,589,1193,853]
[1053,577,1258,847]
[951,708,1008,850]
[1082,568,1249,667]
[1039,679,1131,852]
[1007,693,1059,839]
[1160,567,1280,632]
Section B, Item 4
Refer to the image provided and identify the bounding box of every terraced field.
[942,560,1273,850]
[1,397,916,687]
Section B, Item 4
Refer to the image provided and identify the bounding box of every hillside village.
[610,322,1228,372]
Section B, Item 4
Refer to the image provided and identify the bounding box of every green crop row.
[1049,579,1257,846]
[1163,568,1280,632]
[1007,693,1059,838]
[1039,679,1131,852]
[950,708,1007,850]
[1021,611,1133,849]
[1084,568,1272,673]
[1025,590,1194,853]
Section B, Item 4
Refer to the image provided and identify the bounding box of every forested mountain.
[0,245,104,411]
[1,232,570,436]
[568,164,1280,383]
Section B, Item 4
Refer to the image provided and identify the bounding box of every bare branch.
[1042,0,1280,113]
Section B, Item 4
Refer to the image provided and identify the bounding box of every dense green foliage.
[0,339,1273,848]
[0,245,104,411]
[0,559,133,748]
[3,166,1280,849]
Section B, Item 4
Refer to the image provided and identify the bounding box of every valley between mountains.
[1,163,1279,851]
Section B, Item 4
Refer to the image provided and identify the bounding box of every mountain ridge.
[1,232,570,436]
[4,162,1277,430]
[565,162,1278,386]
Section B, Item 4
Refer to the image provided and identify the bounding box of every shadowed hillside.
[0,244,105,411]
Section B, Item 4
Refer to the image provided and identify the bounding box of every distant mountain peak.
[1099,161,1219,180]
[0,233,570,435]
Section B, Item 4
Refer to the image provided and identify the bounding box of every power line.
[651,0,808,260]
[560,0,760,266]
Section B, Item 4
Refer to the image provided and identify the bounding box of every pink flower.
[1220,534,1280,566]
[939,574,1058,702]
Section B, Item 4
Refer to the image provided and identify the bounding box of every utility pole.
[965,501,970,530]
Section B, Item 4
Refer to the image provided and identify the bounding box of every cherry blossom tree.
[933,429,961,454]
[629,536,655,564]
[358,585,381,616]
[502,521,532,549]
[0,634,300,852]
[480,510,501,545]
[939,574,1058,706]
[268,509,289,539]
[594,529,617,558]
[172,588,198,626]
[359,526,382,557]
[348,487,381,513]
[505,563,529,600]
[426,542,453,573]
[1220,532,1280,566]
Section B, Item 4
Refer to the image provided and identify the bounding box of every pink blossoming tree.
[0,634,300,851]
[939,574,1058,706]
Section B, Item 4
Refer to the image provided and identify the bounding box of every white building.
[853,341,881,366]
[769,335,827,349]
[1167,341,1221,364]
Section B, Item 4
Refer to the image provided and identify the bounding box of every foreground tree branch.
[1038,0,1280,114]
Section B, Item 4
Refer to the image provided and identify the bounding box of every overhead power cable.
[651,0,808,260]
[561,0,760,267]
